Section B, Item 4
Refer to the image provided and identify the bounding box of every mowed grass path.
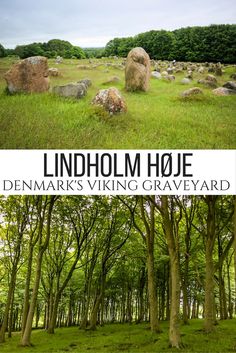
[1,320,236,353]
[0,57,235,149]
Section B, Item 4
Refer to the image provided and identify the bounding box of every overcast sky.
[0,0,235,48]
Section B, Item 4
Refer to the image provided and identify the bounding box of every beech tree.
[0,195,235,350]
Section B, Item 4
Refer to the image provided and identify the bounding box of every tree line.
[0,39,86,59]
[0,195,235,349]
[104,24,236,63]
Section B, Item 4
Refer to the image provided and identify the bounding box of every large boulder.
[92,87,127,115]
[52,82,87,99]
[4,56,50,94]
[125,47,150,91]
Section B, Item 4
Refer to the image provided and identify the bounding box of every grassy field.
[0,320,235,353]
[0,57,235,149]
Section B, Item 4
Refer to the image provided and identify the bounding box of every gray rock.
[102,76,120,85]
[55,56,63,64]
[230,73,236,80]
[181,87,203,97]
[78,78,92,88]
[151,71,162,79]
[167,67,173,74]
[163,75,175,81]
[212,87,236,96]
[206,74,217,83]
[48,68,59,77]
[197,79,217,88]
[223,81,236,91]
[181,78,191,84]
[198,66,205,74]
[52,82,87,99]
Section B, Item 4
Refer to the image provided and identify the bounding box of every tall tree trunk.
[233,197,236,315]
[47,295,60,334]
[21,196,55,346]
[204,196,217,333]
[89,274,106,330]
[0,270,17,343]
[0,224,24,343]
[140,196,160,333]
[160,196,181,348]
[21,244,34,336]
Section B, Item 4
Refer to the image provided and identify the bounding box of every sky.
[0,0,235,48]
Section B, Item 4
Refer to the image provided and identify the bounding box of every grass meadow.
[1,320,236,353]
[0,57,235,149]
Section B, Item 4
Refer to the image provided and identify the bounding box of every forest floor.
[0,57,236,149]
[0,319,236,353]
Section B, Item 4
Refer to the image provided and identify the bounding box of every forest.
[104,24,236,63]
[0,195,235,351]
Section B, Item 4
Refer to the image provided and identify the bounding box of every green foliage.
[104,24,236,63]
[84,48,105,58]
[13,39,85,59]
[0,44,6,58]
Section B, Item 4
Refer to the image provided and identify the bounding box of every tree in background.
[104,24,236,63]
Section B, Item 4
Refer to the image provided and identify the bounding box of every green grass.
[0,57,236,149]
[0,320,236,353]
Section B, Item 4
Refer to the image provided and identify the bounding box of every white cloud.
[0,0,235,48]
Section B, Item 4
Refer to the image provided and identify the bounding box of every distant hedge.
[104,24,236,63]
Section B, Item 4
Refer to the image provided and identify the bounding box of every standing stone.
[125,47,150,91]
[4,56,50,94]
[55,56,63,64]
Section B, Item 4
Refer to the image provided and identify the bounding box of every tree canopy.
[0,195,235,350]
[104,24,236,63]
[13,39,86,59]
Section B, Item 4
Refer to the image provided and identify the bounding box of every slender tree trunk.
[233,197,236,315]
[89,274,106,330]
[21,196,55,346]
[47,295,60,334]
[140,196,160,333]
[160,196,181,348]
[21,244,34,336]
[204,196,217,333]
[0,270,17,343]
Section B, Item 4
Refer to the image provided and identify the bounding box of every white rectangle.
[0,150,235,195]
